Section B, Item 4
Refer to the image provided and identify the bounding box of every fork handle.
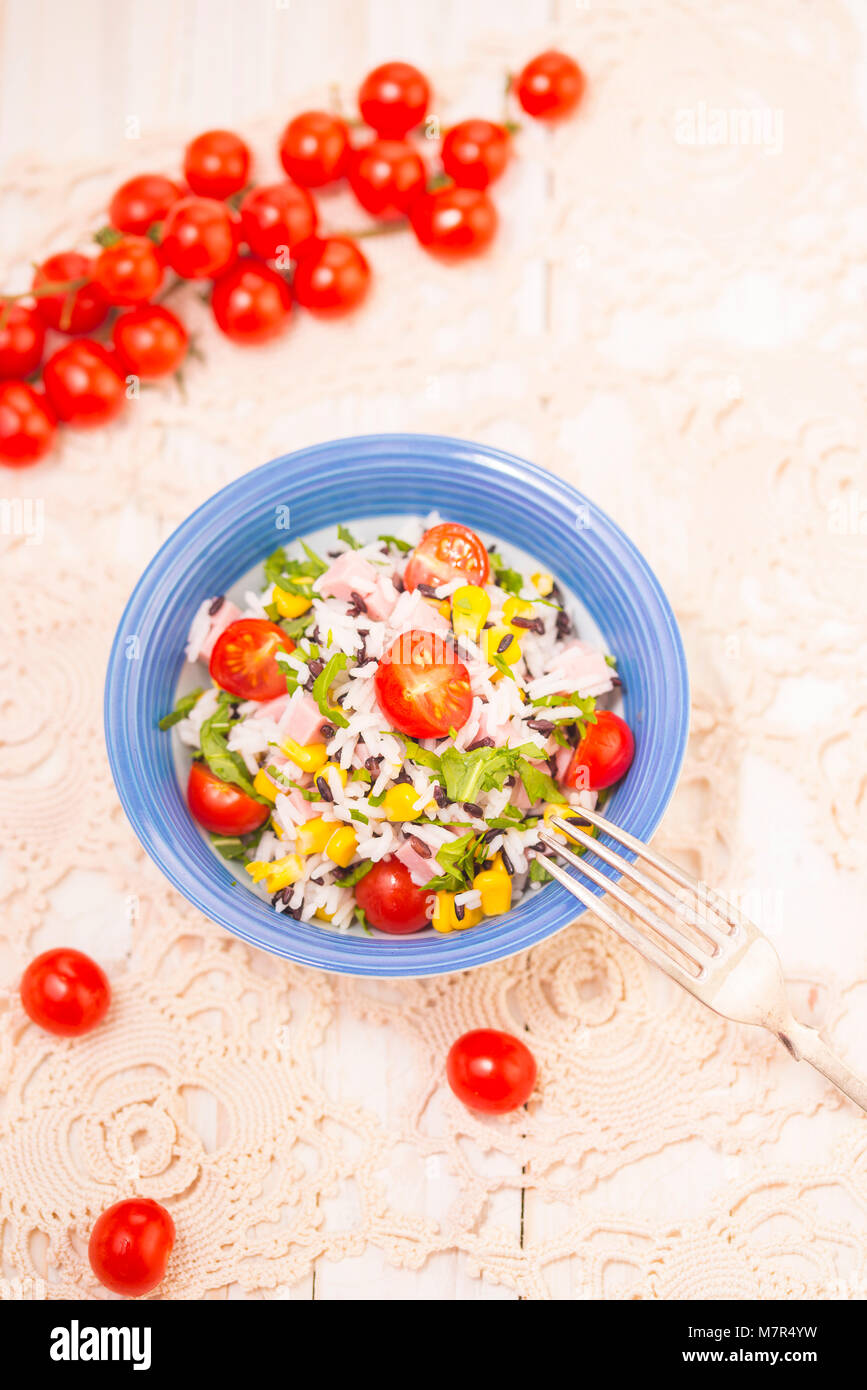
[781,1021,867,1114]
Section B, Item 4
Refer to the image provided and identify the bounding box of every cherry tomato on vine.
[88,1198,175,1297]
[292,236,370,317]
[441,119,512,189]
[347,138,426,219]
[43,340,127,428]
[20,948,110,1036]
[160,196,240,280]
[209,617,295,702]
[409,185,498,260]
[562,709,634,792]
[354,857,431,934]
[358,61,430,137]
[0,304,45,379]
[93,235,163,305]
[278,111,350,188]
[112,304,188,378]
[211,260,292,344]
[239,181,318,260]
[515,50,585,122]
[32,252,108,335]
[403,522,490,591]
[0,381,56,466]
[374,628,472,738]
[446,1030,537,1114]
[109,173,185,235]
[187,761,271,836]
[183,128,251,200]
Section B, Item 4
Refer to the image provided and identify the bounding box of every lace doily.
[1,0,866,1300]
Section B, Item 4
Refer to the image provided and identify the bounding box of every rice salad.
[160,515,635,937]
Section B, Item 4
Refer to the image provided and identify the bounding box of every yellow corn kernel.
[325,825,357,867]
[246,853,303,893]
[274,821,285,840]
[503,596,534,635]
[473,861,512,917]
[296,815,337,855]
[281,738,328,773]
[321,761,348,789]
[531,570,554,597]
[315,907,335,922]
[273,584,313,619]
[382,782,426,822]
[432,891,482,932]
[482,625,521,672]
[253,767,278,803]
[451,584,491,641]
[437,598,451,619]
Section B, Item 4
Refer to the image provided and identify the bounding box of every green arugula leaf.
[529,857,553,884]
[515,756,565,806]
[209,824,266,862]
[378,533,412,552]
[428,831,477,891]
[349,808,369,824]
[393,735,442,773]
[199,695,269,802]
[311,652,349,729]
[158,687,204,730]
[488,551,524,596]
[338,859,373,885]
[337,523,362,550]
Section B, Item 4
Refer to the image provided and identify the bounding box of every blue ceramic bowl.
[104,434,688,977]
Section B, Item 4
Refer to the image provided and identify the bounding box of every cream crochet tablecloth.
[1,0,866,1300]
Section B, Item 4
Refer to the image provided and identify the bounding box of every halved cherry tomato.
[292,237,370,317]
[109,173,185,235]
[112,304,188,378]
[89,1198,175,1297]
[160,196,240,280]
[209,617,294,702]
[183,129,251,200]
[409,185,498,260]
[20,948,110,1036]
[515,50,585,122]
[42,340,127,428]
[0,303,45,378]
[347,138,426,219]
[441,119,511,189]
[0,381,56,465]
[375,628,472,738]
[403,522,490,591]
[446,1029,537,1113]
[358,61,430,138]
[239,181,318,260]
[562,709,634,792]
[354,856,431,934]
[93,235,163,305]
[187,761,271,836]
[278,111,350,188]
[32,252,109,334]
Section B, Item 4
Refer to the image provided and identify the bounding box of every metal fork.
[538,807,867,1113]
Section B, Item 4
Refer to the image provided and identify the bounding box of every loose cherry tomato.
[446,1029,537,1114]
[403,522,490,591]
[515,50,585,122]
[93,235,163,305]
[187,761,271,836]
[0,380,56,465]
[0,303,45,378]
[211,260,292,344]
[32,252,108,334]
[0,381,56,465]
[347,138,426,219]
[160,196,240,280]
[409,185,498,260]
[109,173,185,235]
[88,1198,175,1297]
[183,128,251,200]
[239,181,318,260]
[43,340,126,428]
[292,237,370,317]
[441,119,511,189]
[112,304,188,378]
[354,856,431,934]
[358,61,430,138]
[563,709,634,792]
[375,628,472,738]
[278,111,350,188]
[20,948,110,1036]
[209,617,295,702]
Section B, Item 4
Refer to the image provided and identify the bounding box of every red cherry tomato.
[409,185,498,261]
[160,196,240,280]
[441,119,511,189]
[20,948,110,1036]
[403,522,490,591]
[93,235,163,306]
[446,1029,537,1114]
[375,628,472,738]
[515,50,585,122]
[88,1198,175,1298]
[209,617,295,702]
[109,173,185,235]
[0,381,56,466]
[187,761,271,836]
[347,139,426,219]
[211,260,292,344]
[183,128,251,200]
[0,303,46,378]
[354,857,431,934]
[239,181,318,260]
[112,304,188,378]
[43,340,126,428]
[563,709,634,792]
[278,111,350,188]
[292,237,370,317]
[32,252,108,334]
[358,61,430,138]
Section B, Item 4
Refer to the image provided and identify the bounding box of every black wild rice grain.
[307,658,325,678]
[512,615,545,635]
[417,582,438,598]
[407,835,432,858]
[504,775,516,788]
[556,611,572,639]
[316,776,333,801]
[467,736,495,751]
[454,901,465,921]
[527,718,554,734]
[365,755,383,773]
[393,574,404,592]
[433,785,448,807]
[349,590,368,614]
[320,722,336,740]
[481,827,499,843]
[462,801,483,817]
[547,756,559,776]
[208,595,225,616]
[496,634,512,655]
[501,849,514,875]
